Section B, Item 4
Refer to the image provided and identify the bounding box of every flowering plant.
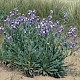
[0,8,77,78]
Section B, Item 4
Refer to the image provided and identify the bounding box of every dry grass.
[0,0,80,16]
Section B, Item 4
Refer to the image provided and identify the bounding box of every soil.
[0,67,80,80]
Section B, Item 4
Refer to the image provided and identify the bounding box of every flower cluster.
[37,18,53,35]
[1,8,78,48]
[57,25,64,33]
[4,8,28,28]
[4,9,40,29]
[67,26,77,48]
[36,10,63,35]
[4,8,19,26]
[27,10,37,25]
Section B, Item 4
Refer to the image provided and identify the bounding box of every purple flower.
[10,13,15,17]
[47,21,53,28]
[13,8,19,14]
[0,26,4,30]
[48,15,53,20]
[69,42,73,49]
[37,17,54,35]
[56,20,59,24]
[67,26,77,48]
[69,27,76,33]
[7,36,11,41]
[6,34,11,42]
[11,21,20,29]
[69,42,77,49]
[58,25,64,33]
[73,34,77,42]
[27,10,37,25]
[53,20,60,28]
[67,27,77,37]
[53,22,57,27]
[39,29,49,36]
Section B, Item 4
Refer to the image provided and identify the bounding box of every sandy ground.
[0,66,80,80]
[0,49,80,80]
